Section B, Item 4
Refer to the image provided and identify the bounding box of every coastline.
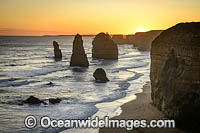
[99,82,185,133]
[63,84,143,133]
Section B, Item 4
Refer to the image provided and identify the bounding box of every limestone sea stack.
[92,32,118,59]
[93,68,109,83]
[150,22,200,130]
[53,41,62,60]
[70,34,89,67]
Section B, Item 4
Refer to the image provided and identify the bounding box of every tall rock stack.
[92,32,118,59]
[53,41,62,60]
[70,34,89,67]
[150,22,200,130]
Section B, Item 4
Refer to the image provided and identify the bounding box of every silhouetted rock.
[128,30,163,51]
[53,41,62,60]
[70,34,89,67]
[93,68,109,83]
[46,82,53,85]
[150,22,200,131]
[92,32,118,59]
[49,98,61,104]
[23,96,45,105]
[110,31,163,49]
[125,34,135,44]
[111,34,126,44]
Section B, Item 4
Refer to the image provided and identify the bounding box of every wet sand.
[99,82,185,133]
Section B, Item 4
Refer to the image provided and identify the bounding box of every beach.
[99,82,186,133]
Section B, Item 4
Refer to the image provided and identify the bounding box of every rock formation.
[53,41,62,60]
[93,68,109,83]
[23,96,61,105]
[125,34,135,44]
[49,98,61,104]
[128,30,163,51]
[46,82,53,85]
[150,22,200,130]
[111,34,126,44]
[70,34,89,67]
[23,96,46,105]
[110,30,163,51]
[92,32,118,59]
[133,30,163,51]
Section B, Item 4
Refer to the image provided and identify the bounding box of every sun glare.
[136,28,147,33]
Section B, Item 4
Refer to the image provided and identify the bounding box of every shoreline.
[62,81,145,133]
[63,84,143,133]
[99,82,186,133]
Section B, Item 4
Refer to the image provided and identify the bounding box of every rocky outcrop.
[49,98,61,104]
[92,33,118,59]
[70,34,89,67]
[93,68,109,83]
[150,22,200,130]
[23,96,46,105]
[45,82,53,85]
[23,96,62,105]
[53,41,62,60]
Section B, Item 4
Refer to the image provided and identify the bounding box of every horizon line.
[0,30,164,37]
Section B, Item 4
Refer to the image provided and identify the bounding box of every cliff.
[131,30,163,51]
[111,30,163,51]
[150,22,200,131]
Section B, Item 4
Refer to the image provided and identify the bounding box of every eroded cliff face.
[110,31,163,51]
[150,22,200,130]
[126,30,163,51]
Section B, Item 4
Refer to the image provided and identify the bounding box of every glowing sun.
[136,28,147,32]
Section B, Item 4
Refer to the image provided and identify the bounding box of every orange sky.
[0,0,199,36]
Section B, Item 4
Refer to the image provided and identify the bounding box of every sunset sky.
[0,0,199,36]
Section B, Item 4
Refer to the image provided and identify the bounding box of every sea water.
[0,36,150,132]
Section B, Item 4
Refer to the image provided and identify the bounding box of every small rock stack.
[53,41,62,60]
[93,68,109,83]
[70,34,89,67]
[92,32,118,59]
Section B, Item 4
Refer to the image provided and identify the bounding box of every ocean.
[0,36,150,132]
